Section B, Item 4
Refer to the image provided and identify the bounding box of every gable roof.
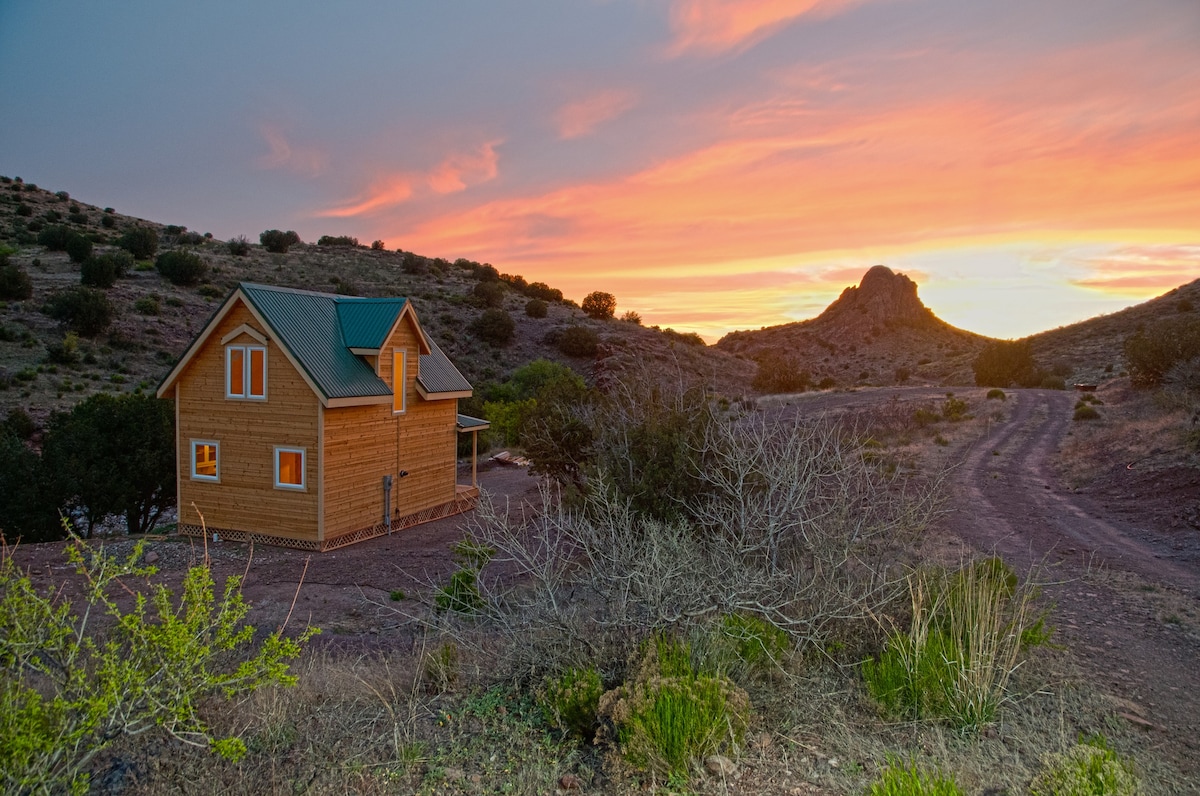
[158,283,471,406]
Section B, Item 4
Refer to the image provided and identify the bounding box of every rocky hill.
[716,265,991,387]
[0,177,753,426]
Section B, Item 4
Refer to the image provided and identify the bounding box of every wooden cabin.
[157,283,489,551]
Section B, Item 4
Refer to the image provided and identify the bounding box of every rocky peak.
[817,265,935,328]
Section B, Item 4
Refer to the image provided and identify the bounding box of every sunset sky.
[2,1,1197,341]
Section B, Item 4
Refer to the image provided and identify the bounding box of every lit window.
[274,447,305,490]
[191,440,219,481]
[226,345,266,399]
[392,349,406,414]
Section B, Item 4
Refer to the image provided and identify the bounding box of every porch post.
[471,430,479,488]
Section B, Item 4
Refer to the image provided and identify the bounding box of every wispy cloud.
[555,89,638,139]
[1071,245,1200,294]
[665,0,863,57]
[319,140,501,218]
[256,123,329,177]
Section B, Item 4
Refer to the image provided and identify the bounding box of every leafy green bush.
[0,538,315,794]
[1073,405,1100,421]
[539,667,604,741]
[1123,316,1200,388]
[868,759,964,796]
[1030,736,1139,795]
[37,224,73,251]
[117,226,159,259]
[65,234,93,264]
[134,295,161,315]
[581,291,616,320]
[434,540,494,614]
[986,388,1006,401]
[471,308,515,346]
[100,213,116,229]
[44,287,115,336]
[155,250,208,286]
[227,235,250,256]
[558,325,598,357]
[259,229,300,253]
[715,613,790,671]
[752,351,811,393]
[472,280,506,308]
[0,259,33,300]
[317,234,359,247]
[598,637,750,777]
[80,255,118,288]
[525,298,548,318]
[44,332,81,365]
[942,395,969,421]
[973,340,1040,387]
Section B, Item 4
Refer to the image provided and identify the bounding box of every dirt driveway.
[946,389,1200,779]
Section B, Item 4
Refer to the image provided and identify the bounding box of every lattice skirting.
[178,493,478,552]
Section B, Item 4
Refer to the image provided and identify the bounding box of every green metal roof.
[237,283,466,403]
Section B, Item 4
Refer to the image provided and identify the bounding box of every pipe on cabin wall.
[383,475,393,534]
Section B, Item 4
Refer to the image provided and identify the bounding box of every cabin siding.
[176,300,320,541]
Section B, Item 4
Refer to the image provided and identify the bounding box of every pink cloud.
[666,0,863,57]
[318,140,501,218]
[555,90,638,139]
[256,123,329,177]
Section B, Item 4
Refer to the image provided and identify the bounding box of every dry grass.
[1057,381,1199,489]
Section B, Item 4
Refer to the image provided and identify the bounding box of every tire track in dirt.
[947,390,1200,781]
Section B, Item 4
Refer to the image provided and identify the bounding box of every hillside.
[716,265,992,386]
[1027,277,1200,384]
[718,263,1200,390]
[0,177,754,426]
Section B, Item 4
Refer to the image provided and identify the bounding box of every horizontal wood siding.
[322,404,395,537]
[322,312,458,535]
[176,300,320,541]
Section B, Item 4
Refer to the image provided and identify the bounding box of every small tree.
[370,239,386,251]
[227,235,251,256]
[0,256,33,300]
[1124,317,1200,387]
[0,539,315,794]
[471,308,516,346]
[525,298,548,318]
[42,394,176,536]
[472,280,506,308]
[582,291,616,320]
[80,255,118,288]
[44,287,115,337]
[156,250,208,286]
[0,432,63,543]
[118,226,159,259]
[37,224,73,251]
[65,234,93,264]
[558,326,599,357]
[972,340,1039,387]
[260,229,300,253]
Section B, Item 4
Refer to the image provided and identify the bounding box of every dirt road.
[948,390,1200,779]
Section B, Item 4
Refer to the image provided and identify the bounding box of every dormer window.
[227,345,266,400]
[392,349,407,414]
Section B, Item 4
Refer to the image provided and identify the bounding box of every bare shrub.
[425,408,942,680]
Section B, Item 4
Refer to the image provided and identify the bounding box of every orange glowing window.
[275,447,305,490]
[191,441,219,481]
[392,349,406,414]
[226,345,266,399]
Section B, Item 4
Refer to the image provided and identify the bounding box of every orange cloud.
[666,0,862,57]
[1071,245,1200,295]
[319,140,501,218]
[256,123,328,177]
[555,90,638,139]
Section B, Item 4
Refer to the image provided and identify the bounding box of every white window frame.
[273,446,306,491]
[226,345,267,400]
[392,349,407,414]
[190,440,220,482]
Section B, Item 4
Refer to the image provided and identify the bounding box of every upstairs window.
[191,440,219,481]
[227,345,266,400]
[392,349,406,414]
[274,447,305,490]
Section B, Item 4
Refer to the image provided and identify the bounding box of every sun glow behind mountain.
[2,1,1197,341]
